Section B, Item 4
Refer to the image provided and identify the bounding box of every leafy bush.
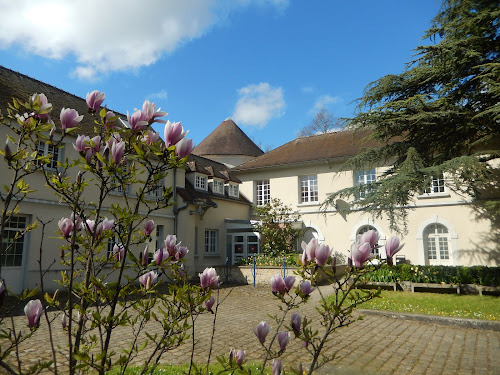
[235,253,301,267]
[360,265,500,286]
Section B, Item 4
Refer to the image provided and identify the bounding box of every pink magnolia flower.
[291,312,301,336]
[143,220,155,236]
[199,267,219,289]
[315,244,331,267]
[24,299,43,327]
[235,349,245,365]
[112,243,125,261]
[60,108,83,130]
[153,248,168,265]
[360,230,379,250]
[253,321,270,344]
[58,217,74,238]
[284,275,295,292]
[61,313,67,329]
[139,271,158,290]
[272,359,282,375]
[205,295,215,311]
[278,331,290,351]
[164,235,178,253]
[352,241,373,268]
[31,93,52,120]
[270,274,286,295]
[86,90,105,112]
[127,110,148,131]
[164,120,188,147]
[101,218,114,231]
[175,137,193,159]
[385,236,404,266]
[385,236,404,258]
[71,213,83,231]
[142,99,167,124]
[111,140,125,165]
[141,246,149,266]
[299,280,314,296]
[142,130,160,145]
[86,219,95,233]
[301,238,318,264]
[104,110,116,129]
[176,245,189,259]
[73,134,90,152]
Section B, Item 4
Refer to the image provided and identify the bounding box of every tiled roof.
[232,129,381,171]
[177,179,251,206]
[186,154,241,183]
[0,66,124,136]
[192,118,264,157]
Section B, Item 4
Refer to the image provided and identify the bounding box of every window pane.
[2,217,26,267]
[300,175,318,203]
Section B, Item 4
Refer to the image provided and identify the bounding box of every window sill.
[417,193,450,199]
[297,202,320,207]
[204,253,220,257]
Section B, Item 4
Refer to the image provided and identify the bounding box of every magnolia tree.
[212,230,403,375]
[0,90,404,375]
[0,91,223,375]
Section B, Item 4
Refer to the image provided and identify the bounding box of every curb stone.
[357,309,500,331]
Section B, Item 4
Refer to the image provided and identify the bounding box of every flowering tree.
[253,198,302,258]
[0,90,221,375]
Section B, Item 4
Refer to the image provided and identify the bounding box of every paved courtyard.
[4,284,500,374]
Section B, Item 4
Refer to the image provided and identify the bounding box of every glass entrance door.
[232,233,259,264]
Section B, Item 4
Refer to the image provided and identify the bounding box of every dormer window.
[212,178,224,195]
[228,182,239,198]
[195,174,207,191]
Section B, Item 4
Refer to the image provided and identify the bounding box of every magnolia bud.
[52,289,59,301]
[76,171,82,185]
[4,142,12,162]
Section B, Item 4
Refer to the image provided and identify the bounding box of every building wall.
[236,160,499,267]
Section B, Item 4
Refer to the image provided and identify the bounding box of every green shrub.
[360,265,500,286]
[235,253,301,267]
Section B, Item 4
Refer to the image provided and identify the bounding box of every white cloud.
[148,90,168,101]
[310,95,342,113]
[302,86,314,94]
[232,83,285,128]
[0,0,288,80]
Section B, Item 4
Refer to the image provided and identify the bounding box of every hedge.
[360,264,500,286]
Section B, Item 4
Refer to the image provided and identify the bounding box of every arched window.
[424,223,451,265]
[301,227,318,249]
[357,225,379,256]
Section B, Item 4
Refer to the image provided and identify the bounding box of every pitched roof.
[192,118,264,157]
[186,154,241,183]
[0,66,123,135]
[232,129,380,171]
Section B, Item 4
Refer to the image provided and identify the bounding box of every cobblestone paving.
[3,285,500,374]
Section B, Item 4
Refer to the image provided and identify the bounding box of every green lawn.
[358,290,500,320]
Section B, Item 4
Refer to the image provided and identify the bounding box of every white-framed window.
[148,177,164,200]
[2,216,27,267]
[300,175,318,203]
[36,142,61,170]
[228,183,239,198]
[354,169,376,199]
[204,229,218,254]
[211,179,224,195]
[256,180,270,205]
[424,174,446,194]
[424,223,451,265]
[195,174,208,191]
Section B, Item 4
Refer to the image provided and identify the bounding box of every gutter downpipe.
[173,167,189,235]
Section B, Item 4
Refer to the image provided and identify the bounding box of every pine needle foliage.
[324,0,500,232]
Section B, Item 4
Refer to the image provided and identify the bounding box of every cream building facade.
[230,131,499,268]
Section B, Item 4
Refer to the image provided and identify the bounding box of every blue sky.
[0,0,441,150]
